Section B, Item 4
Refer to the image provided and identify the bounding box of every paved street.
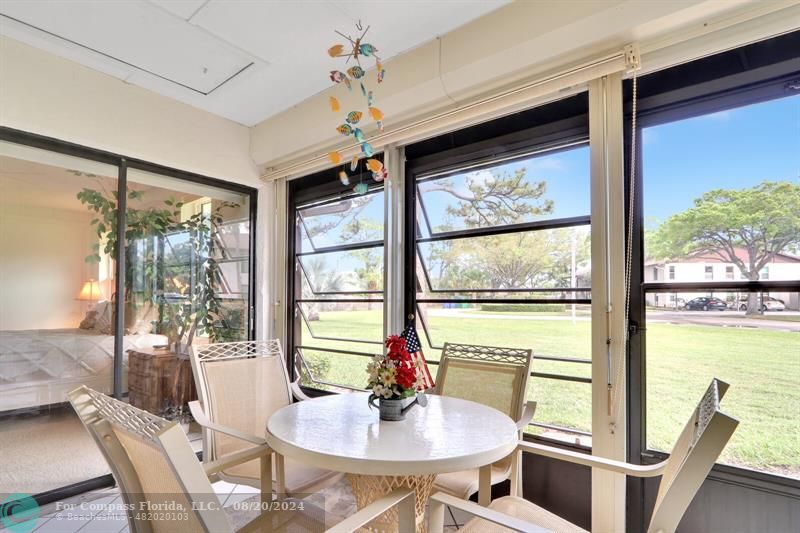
[647,310,800,332]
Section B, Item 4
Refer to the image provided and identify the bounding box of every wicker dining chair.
[431,342,536,503]
[190,340,343,496]
[68,385,415,533]
[429,378,739,533]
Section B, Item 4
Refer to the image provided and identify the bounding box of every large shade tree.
[650,181,800,314]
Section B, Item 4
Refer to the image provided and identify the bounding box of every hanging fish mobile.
[325,20,388,192]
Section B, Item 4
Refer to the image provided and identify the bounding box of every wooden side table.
[128,347,197,416]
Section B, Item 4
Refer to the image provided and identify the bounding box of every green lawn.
[299,309,800,479]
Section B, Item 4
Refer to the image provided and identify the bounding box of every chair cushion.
[222,455,344,495]
[433,462,511,500]
[460,496,588,533]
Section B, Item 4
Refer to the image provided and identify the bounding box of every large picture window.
[641,94,800,479]
[409,142,593,443]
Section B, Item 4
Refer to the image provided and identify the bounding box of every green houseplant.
[77,183,239,349]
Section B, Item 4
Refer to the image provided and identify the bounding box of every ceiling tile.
[148,0,208,21]
[0,0,253,93]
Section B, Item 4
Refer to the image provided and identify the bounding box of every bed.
[0,328,167,412]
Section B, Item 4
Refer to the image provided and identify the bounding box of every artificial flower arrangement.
[367,335,426,400]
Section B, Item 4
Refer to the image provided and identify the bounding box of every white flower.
[381,387,393,399]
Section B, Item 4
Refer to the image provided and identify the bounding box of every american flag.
[401,322,434,390]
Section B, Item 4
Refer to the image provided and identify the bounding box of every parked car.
[684,297,728,311]
[737,296,786,312]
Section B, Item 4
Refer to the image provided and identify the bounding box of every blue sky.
[643,94,799,225]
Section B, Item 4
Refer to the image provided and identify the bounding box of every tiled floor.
[21,479,467,532]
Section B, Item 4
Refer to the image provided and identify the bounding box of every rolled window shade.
[262,47,636,182]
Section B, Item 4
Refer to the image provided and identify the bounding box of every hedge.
[479,303,567,313]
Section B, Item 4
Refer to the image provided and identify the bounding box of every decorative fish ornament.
[328,44,345,57]
[347,66,365,79]
[359,43,378,57]
[329,96,340,112]
[376,61,385,83]
[361,142,374,157]
[346,111,363,124]
[339,170,350,186]
[336,124,353,136]
[368,107,384,121]
[366,159,383,173]
[353,128,365,142]
[330,70,351,90]
[354,182,368,195]
[350,156,359,172]
[373,168,388,182]
[329,151,342,165]
[367,91,374,106]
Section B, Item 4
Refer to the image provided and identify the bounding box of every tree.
[419,166,588,291]
[650,181,800,315]
[421,167,553,228]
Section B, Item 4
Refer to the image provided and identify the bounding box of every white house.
[645,247,800,310]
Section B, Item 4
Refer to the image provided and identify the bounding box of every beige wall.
[0,205,95,330]
[0,36,260,187]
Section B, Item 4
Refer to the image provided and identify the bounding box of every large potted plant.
[77,183,237,348]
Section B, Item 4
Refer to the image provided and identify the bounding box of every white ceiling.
[0,0,509,126]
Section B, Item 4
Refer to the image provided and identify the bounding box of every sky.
[642,94,799,225]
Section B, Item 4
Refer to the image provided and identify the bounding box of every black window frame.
[624,41,800,530]
[405,94,595,442]
[286,161,387,394]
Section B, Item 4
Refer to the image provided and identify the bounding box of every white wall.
[0,36,260,187]
[0,205,94,330]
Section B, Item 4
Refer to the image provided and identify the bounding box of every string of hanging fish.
[326,21,388,193]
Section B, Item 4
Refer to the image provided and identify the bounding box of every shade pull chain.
[611,46,640,425]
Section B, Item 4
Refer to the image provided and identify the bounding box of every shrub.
[479,303,567,313]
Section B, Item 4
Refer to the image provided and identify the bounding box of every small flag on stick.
[401,322,434,390]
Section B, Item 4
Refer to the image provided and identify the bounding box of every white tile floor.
[21,479,466,532]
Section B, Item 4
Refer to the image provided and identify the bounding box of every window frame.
[405,105,595,443]
[626,67,800,496]
[286,165,387,393]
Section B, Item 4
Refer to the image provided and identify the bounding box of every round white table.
[266,392,518,531]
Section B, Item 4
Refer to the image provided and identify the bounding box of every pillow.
[79,310,98,330]
[93,301,114,335]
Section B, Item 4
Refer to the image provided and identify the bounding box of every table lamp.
[77,279,102,309]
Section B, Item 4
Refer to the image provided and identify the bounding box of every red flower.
[395,361,417,389]
[385,335,407,352]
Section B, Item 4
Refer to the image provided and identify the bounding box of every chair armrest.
[429,492,546,533]
[516,402,537,430]
[328,488,415,533]
[517,441,666,478]
[290,380,313,402]
[188,401,266,445]
[203,443,272,477]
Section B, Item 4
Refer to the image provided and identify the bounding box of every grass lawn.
[300,309,800,479]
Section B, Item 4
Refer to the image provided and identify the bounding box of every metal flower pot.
[368,393,428,421]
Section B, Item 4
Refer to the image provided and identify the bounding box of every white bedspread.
[0,328,166,387]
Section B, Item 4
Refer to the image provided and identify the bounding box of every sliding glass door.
[0,143,120,495]
[0,133,256,501]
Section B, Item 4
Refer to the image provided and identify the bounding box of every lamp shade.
[77,279,102,301]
